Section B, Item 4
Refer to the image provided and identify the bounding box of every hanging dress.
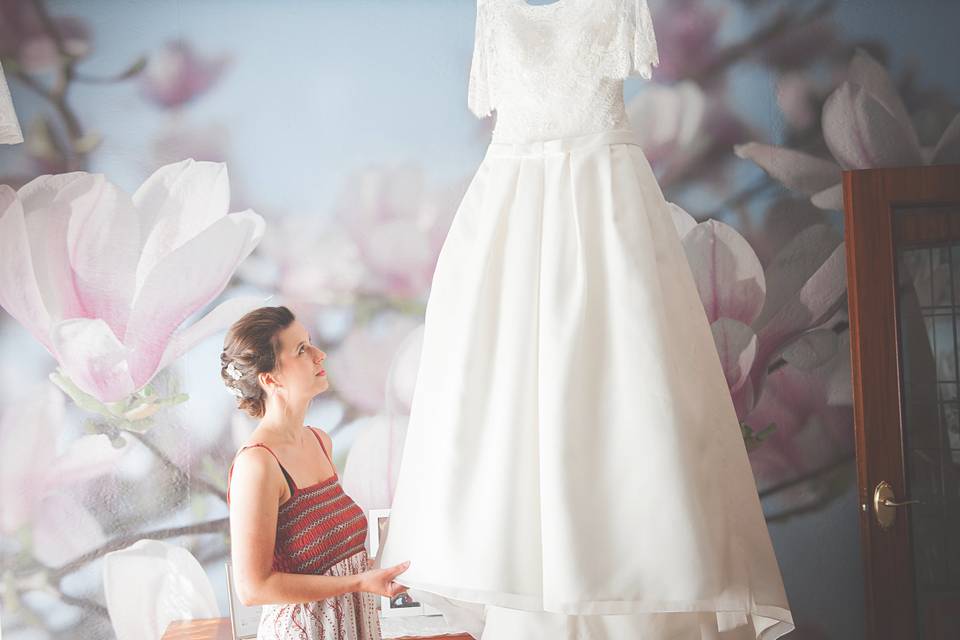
[379,1,795,638]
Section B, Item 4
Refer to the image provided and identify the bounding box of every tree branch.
[129,431,228,503]
[49,517,228,581]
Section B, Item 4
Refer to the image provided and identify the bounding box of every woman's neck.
[258,401,310,444]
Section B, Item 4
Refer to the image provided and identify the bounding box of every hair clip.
[226,361,243,381]
[227,385,244,398]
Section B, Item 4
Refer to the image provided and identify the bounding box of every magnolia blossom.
[735,48,960,210]
[672,203,850,487]
[745,328,854,490]
[334,166,465,301]
[327,312,421,414]
[681,214,846,409]
[103,539,220,640]
[342,324,424,512]
[646,0,724,82]
[242,213,366,308]
[0,0,91,73]
[140,40,230,109]
[0,382,124,566]
[627,81,752,187]
[0,159,265,404]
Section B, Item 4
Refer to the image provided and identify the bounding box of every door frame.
[843,163,960,640]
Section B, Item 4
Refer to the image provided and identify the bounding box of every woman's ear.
[259,371,278,392]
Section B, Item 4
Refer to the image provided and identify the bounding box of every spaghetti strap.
[307,426,337,478]
[227,443,297,504]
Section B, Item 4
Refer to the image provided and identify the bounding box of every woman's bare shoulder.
[232,444,278,478]
[308,425,333,452]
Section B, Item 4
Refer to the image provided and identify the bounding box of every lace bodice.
[469,0,659,143]
[0,60,23,145]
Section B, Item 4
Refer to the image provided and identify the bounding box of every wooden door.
[844,163,960,640]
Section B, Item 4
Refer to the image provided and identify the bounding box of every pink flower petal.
[932,112,960,165]
[810,183,844,211]
[710,318,758,394]
[682,219,766,325]
[342,414,409,514]
[386,324,425,416]
[733,142,840,196]
[0,185,53,352]
[157,295,265,373]
[139,40,230,109]
[64,174,141,338]
[133,159,231,290]
[328,313,421,414]
[746,352,853,490]
[753,230,847,394]
[779,327,841,371]
[822,81,923,170]
[756,224,844,330]
[124,210,264,387]
[17,173,91,321]
[0,382,63,533]
[32,490,105,566]
[53,434,125,487]
[51,317,136,402]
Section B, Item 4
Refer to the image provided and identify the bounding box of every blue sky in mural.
[23,0,956,220]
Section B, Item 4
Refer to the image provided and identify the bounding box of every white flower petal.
[847,48,919,151]
[810,182,844,211]
[124,210,264,387]
[733,142,840,196]
[133,159,231,291]
[822,81,923,169]
[103,539,220,640]
[932,112,960,165]
[50,317,136,402]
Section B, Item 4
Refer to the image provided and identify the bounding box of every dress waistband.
[485,128,642,158]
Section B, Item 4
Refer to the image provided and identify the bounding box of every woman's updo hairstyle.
[220,305,296,418]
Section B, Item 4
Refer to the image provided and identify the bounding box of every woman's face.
[269,320,328,400]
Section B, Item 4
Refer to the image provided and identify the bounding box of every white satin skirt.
[378,128,795,640]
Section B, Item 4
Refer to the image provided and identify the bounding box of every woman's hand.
[358,560,411,597]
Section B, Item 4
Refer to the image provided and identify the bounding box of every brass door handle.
[873,480,920,530]
[881,497,921,507]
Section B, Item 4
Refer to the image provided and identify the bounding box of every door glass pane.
[895,206,960,639]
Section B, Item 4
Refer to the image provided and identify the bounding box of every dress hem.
[396,576,794,625]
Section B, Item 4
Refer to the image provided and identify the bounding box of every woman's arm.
[228,447,409,606]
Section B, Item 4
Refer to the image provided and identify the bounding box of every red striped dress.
[227,426,381,640]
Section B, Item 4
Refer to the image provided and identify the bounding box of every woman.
[223,305,410,639]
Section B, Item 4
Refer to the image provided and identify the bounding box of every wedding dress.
[379,1,795,638]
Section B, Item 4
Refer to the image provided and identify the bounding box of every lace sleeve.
[0,60,24,145]
[467,1,493,118]
[631,0,660,80]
